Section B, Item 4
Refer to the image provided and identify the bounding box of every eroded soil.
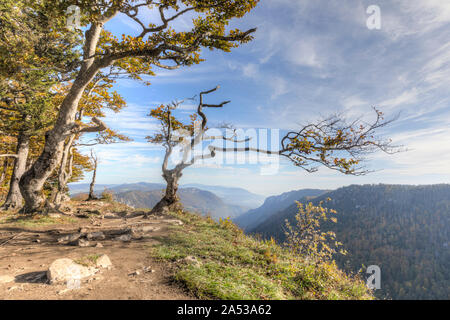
[0,201,193,300]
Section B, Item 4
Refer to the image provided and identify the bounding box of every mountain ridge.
[248,184,450,300]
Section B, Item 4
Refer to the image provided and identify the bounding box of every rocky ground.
[0,200,194,300]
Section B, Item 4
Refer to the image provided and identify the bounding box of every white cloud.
[378,88,419,110]
[285,40,323,68]
[270,76,290,99]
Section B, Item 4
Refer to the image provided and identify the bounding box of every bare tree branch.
[0,154,18,158]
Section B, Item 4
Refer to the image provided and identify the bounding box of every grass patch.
[150,212,373,300]
[0,213,76,228]
[75,254,101,267]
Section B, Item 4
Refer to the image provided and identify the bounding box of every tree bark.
[150,169,183,215]
[88,152,98,200]
[52,135,75,207]
[0,158,8,184]
[2,132,30,210]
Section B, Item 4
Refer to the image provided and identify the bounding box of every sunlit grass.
[151,211,373,300]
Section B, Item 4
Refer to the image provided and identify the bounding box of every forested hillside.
[249,184,450,300]
[234,189,328,231]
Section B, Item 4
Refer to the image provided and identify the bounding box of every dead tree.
[147,87,399,215]
[88,150,98,201]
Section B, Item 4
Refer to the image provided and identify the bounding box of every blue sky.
[77,0,450,196]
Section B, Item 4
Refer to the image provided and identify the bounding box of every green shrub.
[101,189,114,202]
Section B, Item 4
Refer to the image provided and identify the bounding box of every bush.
[101,189,114,202]
[284,200,347,263]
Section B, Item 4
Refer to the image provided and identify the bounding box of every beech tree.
[48,74,130,208]
[0,0,78,208]
[147,87,399,215]
[17,0,259,213]
[0,0,80,210]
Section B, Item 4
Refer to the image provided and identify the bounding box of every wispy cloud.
[82,1,450,194]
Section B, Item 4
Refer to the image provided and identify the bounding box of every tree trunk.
[18,23,105,213]
[0,158,8,184]
[53,136,75,207]
[150,170,183,215]
[88,160,97,200]
[2,132,30,210]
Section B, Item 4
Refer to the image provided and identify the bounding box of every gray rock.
[95,254,112,268]
[132,225,161,233]
[182,256,202,267]
[79,227,88,234]
[57,233,82,243]
[69,238,90,247]
[47,258,98,284]
[108,228,131,236]
[142,225,161,232]
[86,232,105,241]
[163,219,184,226]
[115,234,132,242]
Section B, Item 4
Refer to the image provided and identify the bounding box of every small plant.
[284,200,347,263]
[101,188,114,202]
[219,216,243,234]
[75,254,101,267]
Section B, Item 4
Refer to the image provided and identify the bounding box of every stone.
[79,227,88,234]
[115,234,132,242]
[48,213,61,219]
[143,266,155,273]
[69,238,90,247]
[95,254,112,268]
[163,219,184,226]
[0,275,14,284]
[47,258,98,284]
[136,225,161,233]
[182,256,202,267]
[95,242,103,248]
[57,233,82,243]
[108,228,131,236]
[86,232,105,241]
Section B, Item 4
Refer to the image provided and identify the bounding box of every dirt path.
[0,202,194,300]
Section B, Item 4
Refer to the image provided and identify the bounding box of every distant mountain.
[234,189,328,231]
[69,182,260,219]
[68,182,165,195]
[183,183,265,209]
[68,183,118,195]
[114,187,246,220]
[249,184,450,300]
